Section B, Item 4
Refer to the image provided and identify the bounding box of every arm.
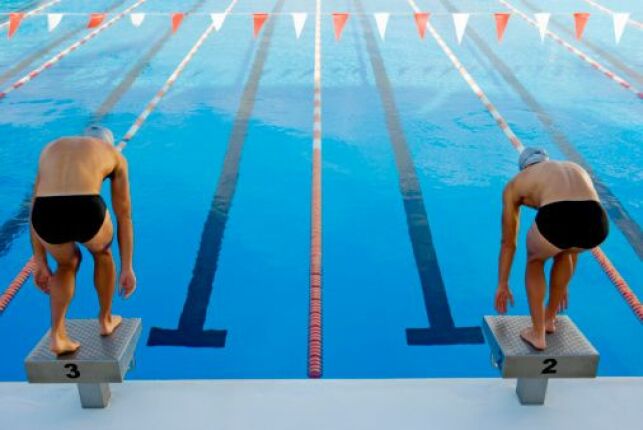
[111,153,136,298]
[30,174,52,293]
[495,180,521,313]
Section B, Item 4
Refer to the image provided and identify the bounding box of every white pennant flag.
[452,13,469,44]
[291,13,307,39]
[374,13,390,40]
[130,13,145,27]
[613,13,629,44]
[534,13,550,42]
[47,13,63,32]
[211,13,226,31]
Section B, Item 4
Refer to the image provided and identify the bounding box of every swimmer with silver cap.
[495,147,608,350]
[30,125,136,355]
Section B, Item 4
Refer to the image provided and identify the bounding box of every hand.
[119,268,136,299]
[557,287,568,313]
[33,260,52,294]
[494,284,514,314]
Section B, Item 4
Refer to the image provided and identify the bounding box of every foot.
[51,336,80,356]
[545,317,557,334]
[520,327,546,351]
[99,314,122,336]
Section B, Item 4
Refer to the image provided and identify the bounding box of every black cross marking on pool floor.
[147,0,286,348]
[354,0,484,346]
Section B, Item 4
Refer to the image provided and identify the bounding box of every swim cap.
[518,147,549,170]
[84,125,114,146]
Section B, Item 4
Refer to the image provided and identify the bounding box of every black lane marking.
[0,0,129,86]
[519,0,643,86]
[354,0,484,346]
[437,0,643,259]
[0,198,30,258]
[147,0,286,348]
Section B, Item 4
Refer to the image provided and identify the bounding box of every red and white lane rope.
[117,0,239,150]
[581,0,643,30]
[308,0,323,379]
[0,0,148,100]
[407,0,641,322]
[0,0,62,30]
[0,257,35,313]
[498,0,643,99]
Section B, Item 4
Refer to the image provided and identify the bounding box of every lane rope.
[498,0,643,99]
[0,257,35,314]
[0,0,148,100]
[0,0,62,30]
[581,0,643,30]
[407,0,642,323]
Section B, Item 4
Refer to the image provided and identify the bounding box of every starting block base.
[25,318,142,409]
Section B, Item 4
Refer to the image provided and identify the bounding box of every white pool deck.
[2,377,642,430]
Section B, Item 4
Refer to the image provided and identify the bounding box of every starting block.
[482,316,599,405]
[25,318,142,408]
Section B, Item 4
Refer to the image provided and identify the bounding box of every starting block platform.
[25,318,142,408]
[482,316,599,405]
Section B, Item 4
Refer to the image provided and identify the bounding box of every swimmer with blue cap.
[495,147,608,350]
[30,125,136,355]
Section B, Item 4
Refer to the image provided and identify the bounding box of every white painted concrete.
[2,378,641,430]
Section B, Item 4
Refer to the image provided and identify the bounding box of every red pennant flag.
[87,13,106,29]
[171,13,185,33]
[8,13,24,39]
[253,13,269,38]
[332,13,349,41]
[414,12,430,39]
[494,13,511,43]
[573,12,590,40]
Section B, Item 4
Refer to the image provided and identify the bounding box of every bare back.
[35,137,120,196]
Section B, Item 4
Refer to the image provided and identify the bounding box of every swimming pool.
[0,0,641,381]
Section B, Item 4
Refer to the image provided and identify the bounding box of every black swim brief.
[535,200,609,250]
[31,195,107,245]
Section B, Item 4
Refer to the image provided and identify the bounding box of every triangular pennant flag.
[87,13,106,29]
[534,12,550,42]
[414,12,430,39]
[452,13,469,44]
[291,13,307,39]
[613,13,629,44]
[210,13,226,31]
[374,13,389,40]
[494,13,511,42]
[8,13,24,39]
[573,12,590,40]
[253,13,268,38]
[130,13,145,27]
[332,13,349,41]
[48,13,63,32]
[171,13,184,33]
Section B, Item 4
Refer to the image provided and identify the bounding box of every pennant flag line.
[573,12,590,40]
[253,13,268,38]
[612,12,629,44]
[414,12,429,39]
[374,12,389,40]
[8,13,24,38]
[534,12,550,42]
[211,13,226,31]
[332,12,349,41]
[130,13,145,27]
[453,13,469,44]
[47,13,63,31]
[494,12,511,42]
[292,12,307,39]
[87,13,106,29]
[171,12,184,33]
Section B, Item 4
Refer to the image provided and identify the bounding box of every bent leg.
[545,251,579,332]
[83,211,121,335]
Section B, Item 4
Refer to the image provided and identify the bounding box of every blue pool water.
[0,0,641,380]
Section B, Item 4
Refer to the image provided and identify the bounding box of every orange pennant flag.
[8,13,25,39]
[87,13,106,29]
[414,12,430,39]
[171,13,185,33]
[494,13,511,43]
[573,12,590,40]
[332,13,349,41]
[253,13,269,38]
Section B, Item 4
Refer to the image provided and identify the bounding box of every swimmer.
[494,147,608,350]
[30,126,136,355]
